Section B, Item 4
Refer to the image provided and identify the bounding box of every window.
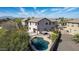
[44,28,47,31]
[52,27,54,29]
[29,27,31,29]
[74,30,76,31]
[66,30,69,32]
[49,22,51,25]
[52,22,55,24]
[71,24,74,27]
[38,23,39,25]
[45,22,48,25]
[35,23,39,25]
[70,29,71,32]
[35,23,37,25]
[78,24,79,27]
[67,23,69,27]
[30,22,31,25]
[67,25,69,27]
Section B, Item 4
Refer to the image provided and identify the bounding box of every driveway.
[57,31,79,51]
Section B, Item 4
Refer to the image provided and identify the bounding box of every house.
[0,20,16,30]
[26,18,58,33]
[64,19,79,35]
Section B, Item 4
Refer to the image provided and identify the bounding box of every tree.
[14,18,28,31]
[25,17,31,23]
[59,17,67,26]
[14,18,22,29]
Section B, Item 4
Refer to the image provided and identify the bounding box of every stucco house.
[64,19,79,35]
[24,18,58,34]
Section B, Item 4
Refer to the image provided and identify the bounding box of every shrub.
[51,32,58,42]
[73,34,79,43]
[0,29,30,51]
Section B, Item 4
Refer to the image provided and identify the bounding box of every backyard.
[0,18,60,51]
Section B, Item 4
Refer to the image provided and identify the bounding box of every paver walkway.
[57,31,79,51]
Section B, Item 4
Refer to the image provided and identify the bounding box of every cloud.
[33,7,47,17]
[58,7,76,13]
[65,8,76,12]
[33,7,47,13]
[50,7,77,15]
[33,7,37,11]
[18,7,28,17]
[48,7,78,18]
[50,8,64,14]
[18,7,77,18]
[40,9,47,13]
[51,8,63,11]
[33,7,38,13]
[20,7,25,13]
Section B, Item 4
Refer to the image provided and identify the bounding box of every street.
[57,30,79,51]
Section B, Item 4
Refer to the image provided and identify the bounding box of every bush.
[0,29,6,38]
[0,29,30,51]
[73,34,79,43]
[51,32,58,42]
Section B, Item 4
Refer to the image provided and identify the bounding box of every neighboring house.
[27,18,58,33]
[0,20,16,30]
[64,19,79,35]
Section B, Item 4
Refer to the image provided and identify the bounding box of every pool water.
[31,37,49,50]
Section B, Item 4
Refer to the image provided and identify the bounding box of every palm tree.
[59,17,68,26]
[73,34,79,43]
[14,18,22,29]
[25,17,31,24]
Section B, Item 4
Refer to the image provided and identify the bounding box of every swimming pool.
[31,37,49,50]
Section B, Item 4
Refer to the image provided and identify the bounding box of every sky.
[0,7,79,18]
